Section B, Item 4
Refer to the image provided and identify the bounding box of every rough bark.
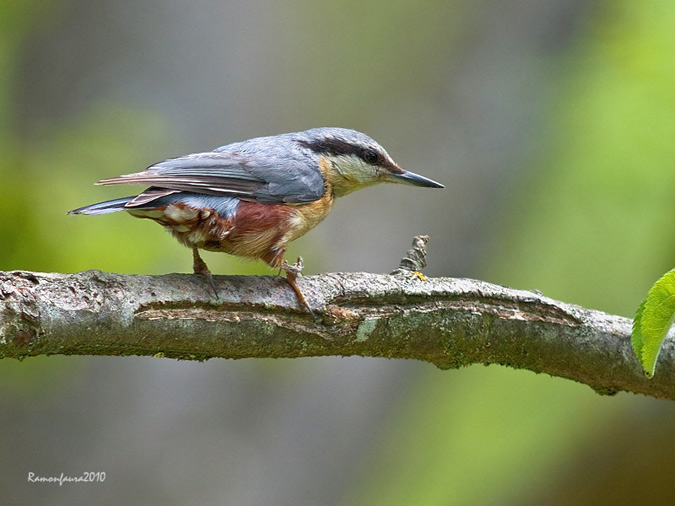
[0,237,668,400]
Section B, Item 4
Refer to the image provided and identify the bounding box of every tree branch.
[0,238,668,399]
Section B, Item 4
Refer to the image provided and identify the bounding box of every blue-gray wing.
[97,151,326,204]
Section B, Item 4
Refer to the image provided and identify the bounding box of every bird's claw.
[281,256,304,277]
[281,257,314,316]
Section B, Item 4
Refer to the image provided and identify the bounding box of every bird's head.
[296,128,444,197]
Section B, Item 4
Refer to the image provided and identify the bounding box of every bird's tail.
[68,196,136,215]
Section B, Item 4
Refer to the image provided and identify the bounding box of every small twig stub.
[391,235,429,275]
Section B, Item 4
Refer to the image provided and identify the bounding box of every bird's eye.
[363,149,379,164]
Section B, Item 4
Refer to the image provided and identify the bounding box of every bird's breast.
[282,188,334,243]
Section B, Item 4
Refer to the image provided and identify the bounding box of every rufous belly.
[129,191,334,268]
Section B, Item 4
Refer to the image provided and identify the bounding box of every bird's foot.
[281,257,314,316]
[281,256,304,277]
[193,248,219,299]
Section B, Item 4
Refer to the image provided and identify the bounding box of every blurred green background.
[3,0,675,504]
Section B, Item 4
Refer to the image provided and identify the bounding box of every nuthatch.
[69,127,444,312]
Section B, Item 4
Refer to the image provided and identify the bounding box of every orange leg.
[281,257,314,316]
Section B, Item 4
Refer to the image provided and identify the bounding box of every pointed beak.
[388,169,444,188]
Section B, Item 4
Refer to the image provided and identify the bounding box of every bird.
[69,127,444,313]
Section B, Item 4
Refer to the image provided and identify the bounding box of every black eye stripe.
[298,137,402,173]
[298,139,383,164]
[298,138,362,158]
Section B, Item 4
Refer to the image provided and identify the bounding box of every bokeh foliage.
[348,2,675,504]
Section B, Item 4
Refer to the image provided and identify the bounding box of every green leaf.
[632,268,675,378]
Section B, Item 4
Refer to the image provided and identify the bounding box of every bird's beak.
[388,169,444,188]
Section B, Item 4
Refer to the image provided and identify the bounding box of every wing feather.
[98,149,325,204]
